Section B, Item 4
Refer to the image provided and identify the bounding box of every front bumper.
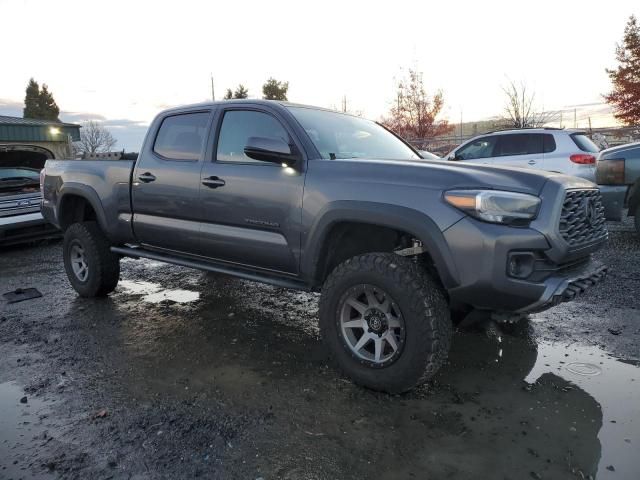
[443,216,606,314]
[0,212,60,245]
[515,261,607,313]
[598,185,627,221]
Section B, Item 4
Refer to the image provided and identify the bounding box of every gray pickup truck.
[42,100,608,392]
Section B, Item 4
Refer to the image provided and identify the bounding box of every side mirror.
[244,137,298,165]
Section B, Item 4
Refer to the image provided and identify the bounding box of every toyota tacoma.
[41,100,608,392]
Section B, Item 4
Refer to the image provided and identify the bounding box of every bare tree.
[76,120,117,155]
[502,81,559,128]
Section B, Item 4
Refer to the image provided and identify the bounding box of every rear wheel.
[63,222,120,297]
[319,253,452,393]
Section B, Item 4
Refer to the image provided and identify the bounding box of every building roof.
[0,115,80,128]
[0,115,81,143]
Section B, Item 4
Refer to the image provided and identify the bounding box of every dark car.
[41,100,608,392]
[597,141,640,233]
[1,144,60,246]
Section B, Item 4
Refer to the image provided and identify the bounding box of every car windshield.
[288,107,420,161]
[0,167,40,181]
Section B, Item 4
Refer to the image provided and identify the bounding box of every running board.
[110,246,310,291]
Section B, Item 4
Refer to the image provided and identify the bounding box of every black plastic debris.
[2,288,42,304]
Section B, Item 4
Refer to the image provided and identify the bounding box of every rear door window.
[571,133,600,153]
[494,134,547,157]
[153,112,210,161]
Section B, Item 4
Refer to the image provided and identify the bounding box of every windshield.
[288,107,420,161]
[0,167,41,181]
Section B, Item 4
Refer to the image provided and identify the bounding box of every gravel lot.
[1,219,639,479]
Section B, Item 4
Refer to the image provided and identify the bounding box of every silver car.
[443,128,599,181]
[1,144,60,245]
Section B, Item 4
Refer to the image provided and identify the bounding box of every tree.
[262,77,289,100]
[23,78,60,120]
[37,84,60,121]
[223,84,249,99]
[233,84,249,99]
[76,120,117,155]
[23,78,40,119]
[381,69,453,139]
[502,80,558,128]
[604,15,640,126]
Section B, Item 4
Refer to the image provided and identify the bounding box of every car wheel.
[319,252,452,393]
[63,222,120,297]
[635,205,640,235]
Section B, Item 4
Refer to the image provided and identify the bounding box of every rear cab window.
[571,133,600,153]
[153,112,210,160]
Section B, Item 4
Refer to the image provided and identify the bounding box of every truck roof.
[159,99,356,117]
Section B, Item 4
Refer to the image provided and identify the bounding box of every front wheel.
[319,253,452,393]
[63,222,120,297]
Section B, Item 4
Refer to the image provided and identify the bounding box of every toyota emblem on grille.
[583,198,597,226]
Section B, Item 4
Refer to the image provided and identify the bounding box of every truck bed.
[41,159,136,244]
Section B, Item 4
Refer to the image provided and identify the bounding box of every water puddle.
[118,280,200,304]
[525,342,640,478]
[0,381,52,478]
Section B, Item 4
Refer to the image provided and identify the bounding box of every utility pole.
[210,74,215,101]
[342,95,347,113]
[574,108,577,128]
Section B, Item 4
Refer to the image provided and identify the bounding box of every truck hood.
[337,158,596,195]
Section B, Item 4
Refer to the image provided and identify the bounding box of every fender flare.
[301,201,460,289]
[57,182,109,233]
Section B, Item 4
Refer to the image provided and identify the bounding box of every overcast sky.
[0,0,638,150]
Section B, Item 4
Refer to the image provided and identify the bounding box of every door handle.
[528,160,536,165]
[202,176,226,188]
[138,172,156,183]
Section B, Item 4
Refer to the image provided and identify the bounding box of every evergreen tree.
[38,84,60,121]
[262,77,289,100]
[23,78,41,119]
[22,78,60,121]
[233,84,249,99]
[223,88,233,100]
[604,15,640,125]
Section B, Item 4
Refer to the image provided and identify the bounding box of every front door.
[132,110,212,254]
[198,107,305,274]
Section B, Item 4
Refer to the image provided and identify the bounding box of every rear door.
[132,110,212,253]
[197,106,305,274]
[491,133,546,170]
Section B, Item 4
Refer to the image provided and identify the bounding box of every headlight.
[444,189,541,225]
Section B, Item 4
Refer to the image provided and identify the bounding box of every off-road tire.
[63,222,120,297]
[319,252,452,393]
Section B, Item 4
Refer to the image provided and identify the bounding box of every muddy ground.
[0,220,639,480]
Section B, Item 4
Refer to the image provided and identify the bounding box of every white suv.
[443,128,599,181]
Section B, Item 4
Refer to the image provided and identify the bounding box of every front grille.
[559,189,607,247]
[0,194,42,218]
